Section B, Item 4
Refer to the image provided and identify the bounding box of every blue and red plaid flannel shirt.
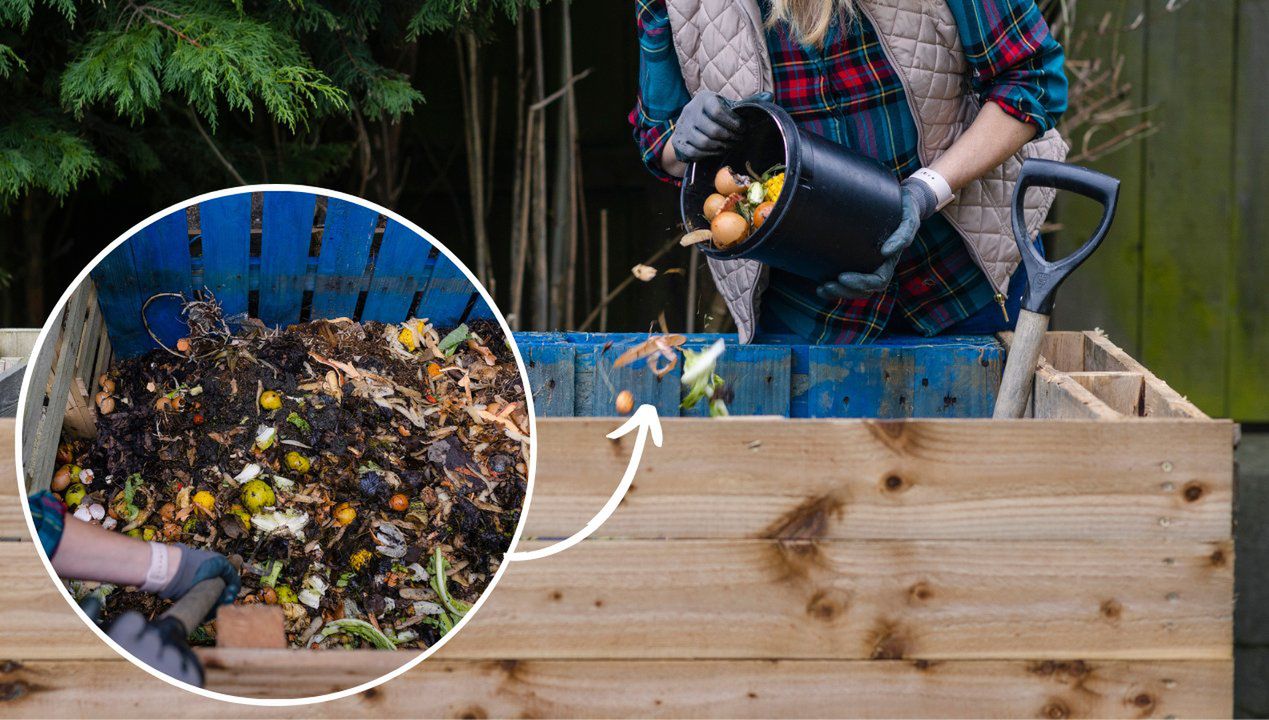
[630,0,1067,343]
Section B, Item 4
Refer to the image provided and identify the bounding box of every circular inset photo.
[15,186,534,704]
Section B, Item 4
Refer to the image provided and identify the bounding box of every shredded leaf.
[320,618,397,650]
[286,412,311,433]
[438,324,471,357]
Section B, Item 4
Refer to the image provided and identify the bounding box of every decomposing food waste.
[53,293,529,650]
[683,164,786,251]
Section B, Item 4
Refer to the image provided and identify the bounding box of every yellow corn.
[764,173,785,203]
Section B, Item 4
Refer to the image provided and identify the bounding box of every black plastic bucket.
[680,101,903,282]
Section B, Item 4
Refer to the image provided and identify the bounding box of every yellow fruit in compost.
[141,527,156,541]
[332,502,356,526]
[284,451,311,474]
[240,480,276,513]
[192,491,216,512]
[259,391,282,410]
[229,503,252,530]
[125,528,142,539]
[350,548,373,571]
[275,585,298,604]
[398,327,418,352]
[764,172,785,203]
[64,483,87,508]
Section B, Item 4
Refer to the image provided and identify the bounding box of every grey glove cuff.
[901,177,940,220]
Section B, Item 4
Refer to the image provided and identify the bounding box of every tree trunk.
[530,8,549,330]
[548,0,578,328]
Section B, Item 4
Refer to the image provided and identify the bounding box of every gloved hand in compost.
[816,178,939,300]
[670,91,773,162]
[158,544,241,615]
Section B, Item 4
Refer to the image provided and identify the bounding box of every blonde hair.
[766,0,855,48]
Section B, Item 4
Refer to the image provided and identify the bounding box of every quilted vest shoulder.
[665,0,773,99]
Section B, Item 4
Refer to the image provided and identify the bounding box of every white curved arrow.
[506,404,663,562]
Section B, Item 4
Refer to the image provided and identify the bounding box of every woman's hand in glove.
[669,91,772,163]
[816,178,939,300]
[159,544,241,616]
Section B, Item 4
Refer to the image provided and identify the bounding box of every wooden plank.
[258,191,318,328]
[0,329,39,358]
[1049,0,1148,357]
[197,193,253,319]
[1140,0,1237,416]
[0,658,1231,717]
[1230,0,1269,421]
[524,343,576,417]
[682,342,790,417]
[1033,362,1120,420]
[0,418,1234,543]
[808,346,915,419]
[0,420,20,541]
[912,339,1002,418]
[416,251,476,330]
[1069,371,1144,417]
[520,417,1233,542]
[0,537,1233,662]
[360,219,434,324]
[61,285,101,438]
[1083,331,1207,419]
[311,198,379,319]
[25,287,91,492]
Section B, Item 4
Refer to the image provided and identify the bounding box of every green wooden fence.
[1051,0,1266,421]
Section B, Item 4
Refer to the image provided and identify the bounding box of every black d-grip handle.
[1011,159,1120,314]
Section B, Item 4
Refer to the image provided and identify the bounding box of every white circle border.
[12,184,540,707]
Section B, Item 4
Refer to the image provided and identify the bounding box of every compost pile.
[54,299,529,650]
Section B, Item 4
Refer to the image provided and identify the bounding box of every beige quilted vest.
[665,0,1068,342]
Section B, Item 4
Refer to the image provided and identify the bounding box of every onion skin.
[710,211,751,250]
[714,166,747,196]
[52,465,72,492]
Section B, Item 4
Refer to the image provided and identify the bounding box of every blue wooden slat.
[259,192,317,327]
[807,346,916,418]
[912,337,1004,418]
[523,344,576,417]
[362,220,434,324]
[198,193,252,319]
[91,244,146,358]
[466,294,497,322]
[417,252,476,330]
[585,339,682,417]
[312,198,379,319]
[681,342,791,417]
[122,208,194,357]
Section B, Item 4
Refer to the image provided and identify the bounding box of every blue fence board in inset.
[361,220,434,324]
[466,294,497,322]
[523,344,576,417]
[417,252,475,330]
[259,192,317,328]
[807,346,916,419]
[198,194,252,319]
[912,338,1003,418]
[312,198,379,319]
[91,244,145,358]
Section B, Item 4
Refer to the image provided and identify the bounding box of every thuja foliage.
[0,0,543,204]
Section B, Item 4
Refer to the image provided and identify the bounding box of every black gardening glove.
[159,543,241,617]
[817,178,939,300]
[107,611,205,687]
[670,91,773,162]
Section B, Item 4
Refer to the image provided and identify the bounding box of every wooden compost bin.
[4,191,1235,716]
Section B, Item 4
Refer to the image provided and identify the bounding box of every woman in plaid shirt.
[630,0,1068,344]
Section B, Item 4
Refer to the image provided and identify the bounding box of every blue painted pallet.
[513,332,1003,419]
[91,190,490,359]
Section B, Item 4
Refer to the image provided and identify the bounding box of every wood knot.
[1130,692,1155,712]
[1040,700,1070,719]
[882,475,906,492]
[763,494,845,541]
[0,661,22,674]
[1210,548,1227,567]
[457,707,488,719]
[867,621,908,660]
[805,588,851,622]
[908,582,934,604]
[0,682,28,703]
[549,590,563,601]
[1182,482,1204,502]
[1100,599,1123,620]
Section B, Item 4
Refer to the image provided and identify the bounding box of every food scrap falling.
[683,164,786,250]
[611,335,729,417]
[55,292,529,650]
